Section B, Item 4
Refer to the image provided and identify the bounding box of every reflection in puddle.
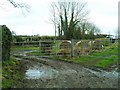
[99,70,118,78]
[15,58,29,61]
[85,68,118,79]
[25,66,59,79]
[26,69,45,79]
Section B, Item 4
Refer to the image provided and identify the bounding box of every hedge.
[1,25,12,60]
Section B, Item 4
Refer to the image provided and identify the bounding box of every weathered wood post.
[71,39,74,57]
[22,42,24,51]
[54,40,57,56]
[39,40,41,55]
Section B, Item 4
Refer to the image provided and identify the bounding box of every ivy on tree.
[2,25,12,60]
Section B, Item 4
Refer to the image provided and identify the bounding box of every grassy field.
[73,42,118,69]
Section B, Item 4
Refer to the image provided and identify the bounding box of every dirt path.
[13,51,118,88]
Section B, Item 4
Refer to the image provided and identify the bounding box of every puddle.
[25,65,59,79]
[26,69,45,79]
[20,53,27,56]
[14,50,38,57]
[15,57,29,61]
[85,68,118,79]
[98,70,118,78]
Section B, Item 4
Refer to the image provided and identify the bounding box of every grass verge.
[2,57,24,88]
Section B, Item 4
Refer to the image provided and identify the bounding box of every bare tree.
[78,22,101,39]
[0,0,30,15]
[7,0,30,9]
[84,22,101,35]
[50,0,89,39]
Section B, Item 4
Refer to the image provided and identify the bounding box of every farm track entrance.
[11,39,118,88]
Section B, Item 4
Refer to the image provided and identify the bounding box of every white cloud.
[86,0,118,34]
[0,0,118,36]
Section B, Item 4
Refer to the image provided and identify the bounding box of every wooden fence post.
[39,40,41,55]
[22,42,24,51]
[71,39,74,57]
[55,40,57,56]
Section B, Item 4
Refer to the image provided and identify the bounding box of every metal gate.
[12,39,118,58]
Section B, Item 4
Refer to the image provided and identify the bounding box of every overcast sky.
[0,0,118,36]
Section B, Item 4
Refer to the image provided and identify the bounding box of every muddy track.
[12,51,118,88]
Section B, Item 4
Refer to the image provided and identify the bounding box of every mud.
[13,50,118,88]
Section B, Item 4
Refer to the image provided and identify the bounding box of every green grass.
[95,55,118,68]
[72,55,102,67]
[89,47,118,57]
[11,46,39,51]
[2,57,23,88]
[73,42,118,69]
